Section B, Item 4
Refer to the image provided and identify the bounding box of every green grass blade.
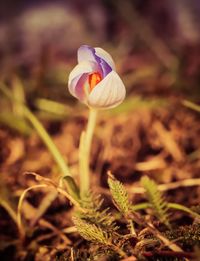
[23,107,70,176]
[0,83,70,177]
[182,100,200,113]
[168,203,200,220]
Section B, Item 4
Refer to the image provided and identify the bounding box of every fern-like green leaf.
[108,173,130,215]
[141,176,170,227]
[78,192,118,232]
[72,216,109,245]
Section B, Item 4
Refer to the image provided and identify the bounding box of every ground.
[0,75,200,260]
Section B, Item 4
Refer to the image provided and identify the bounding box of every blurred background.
[0,0,200,99]
[0,1,200,259]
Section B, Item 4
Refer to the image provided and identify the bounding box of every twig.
[147,222,183,252]
[127,178,200,194]
[129,212,183,253]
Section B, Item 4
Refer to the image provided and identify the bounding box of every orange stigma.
[88,72,102,92]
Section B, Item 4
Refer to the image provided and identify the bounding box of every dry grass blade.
[153,121,184,161]
[128,178,200,194]
[39,219,71,244]
[17,174,86,239]
[24,172,85,211]
[17,184,48,239]
[0,197,18,225]
[147,222,184,253]
[30,190,58,227]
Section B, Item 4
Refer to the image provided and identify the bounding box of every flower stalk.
[79,109,97,197]
[69,45,126,196]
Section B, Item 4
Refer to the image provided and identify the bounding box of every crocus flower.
[68,45,126,109]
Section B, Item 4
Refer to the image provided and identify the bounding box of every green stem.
[79,109,97,197]
[131,202,151,211]
[168,203,200,219]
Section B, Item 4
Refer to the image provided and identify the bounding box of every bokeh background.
[1,0,200,98]
[0,1,200,260]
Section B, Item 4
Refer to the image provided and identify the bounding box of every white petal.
[68,60,97,85]
[87,71,126,109]
[94,47,116,70]
[68,73,88,101]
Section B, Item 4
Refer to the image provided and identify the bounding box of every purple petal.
[94,47,116,70]
[77,45,96,64]
[78,45,112,77]
[98,58,112,77]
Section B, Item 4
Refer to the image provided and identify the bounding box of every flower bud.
[68,45,126,109]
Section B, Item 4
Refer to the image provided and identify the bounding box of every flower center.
[88,72,102,92]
